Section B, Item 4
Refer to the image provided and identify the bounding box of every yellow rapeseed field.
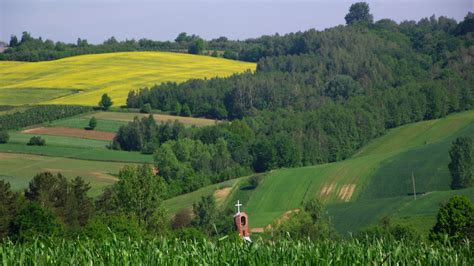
[0,51,256,106]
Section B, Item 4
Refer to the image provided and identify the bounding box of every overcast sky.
[1,0,472,44]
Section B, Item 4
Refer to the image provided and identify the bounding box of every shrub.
[358,223,420,242]
[0,129,9,143]
[271,199,335,240]
[449,137,473,189]
[172,209,193,229]
[249,175,262,188]
[88,116,97,130]
[27,136,46,146]
[181,104,191,117]
[9,202,63,242]
[83,214,145,241]
[430,195,474,243]
[141,142,158,154]
[140,103,152,114]
[188,39,205,55]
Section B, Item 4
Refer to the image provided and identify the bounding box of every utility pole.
[412,171,417,200]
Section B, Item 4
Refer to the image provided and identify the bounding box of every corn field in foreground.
[0,237,472,265]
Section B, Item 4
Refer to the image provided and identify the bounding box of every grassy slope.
[164,110,474,231]
[359,122,474,200]
[328,188,474,236]
[0,52,255,106]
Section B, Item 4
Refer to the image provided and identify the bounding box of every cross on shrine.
[235,200,242,214]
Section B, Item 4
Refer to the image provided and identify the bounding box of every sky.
[1,0,472,44]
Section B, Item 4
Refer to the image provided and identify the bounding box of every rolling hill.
[164,110,474,234]
[0,51,255,106]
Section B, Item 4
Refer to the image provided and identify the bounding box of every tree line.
[1,167,472,244]
[0,166,238,242]
[0,105,92,130]
[5,9,471,63]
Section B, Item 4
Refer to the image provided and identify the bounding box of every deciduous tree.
[99,93,113,110]
[344,2,373,25]
[449,137,473,189]
[88,116,97,130]
[430,195,474,243]
[0,128,9,143]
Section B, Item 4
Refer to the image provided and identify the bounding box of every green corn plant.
[0,237,472,265]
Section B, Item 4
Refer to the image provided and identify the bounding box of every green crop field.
[0,152,133,196]
[0,132,153,163]
[48,116,128,132]
[1,237,471,264]
[0,52,255,106]
[359,122,474,200]
[8,132,110,149]
[328,188,474,236]
[164,110,474,232]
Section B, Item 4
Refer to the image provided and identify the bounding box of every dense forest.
[117,11,474,195]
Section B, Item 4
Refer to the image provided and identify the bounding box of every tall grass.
[1,237,471,265]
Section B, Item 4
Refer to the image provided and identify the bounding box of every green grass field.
[164,110,474,232]
[0,52,255,106]
[48,116,128,132]
[327,188,474,236]
[0,132,153,163]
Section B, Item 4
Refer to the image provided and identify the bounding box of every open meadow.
[0,51,255,106]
